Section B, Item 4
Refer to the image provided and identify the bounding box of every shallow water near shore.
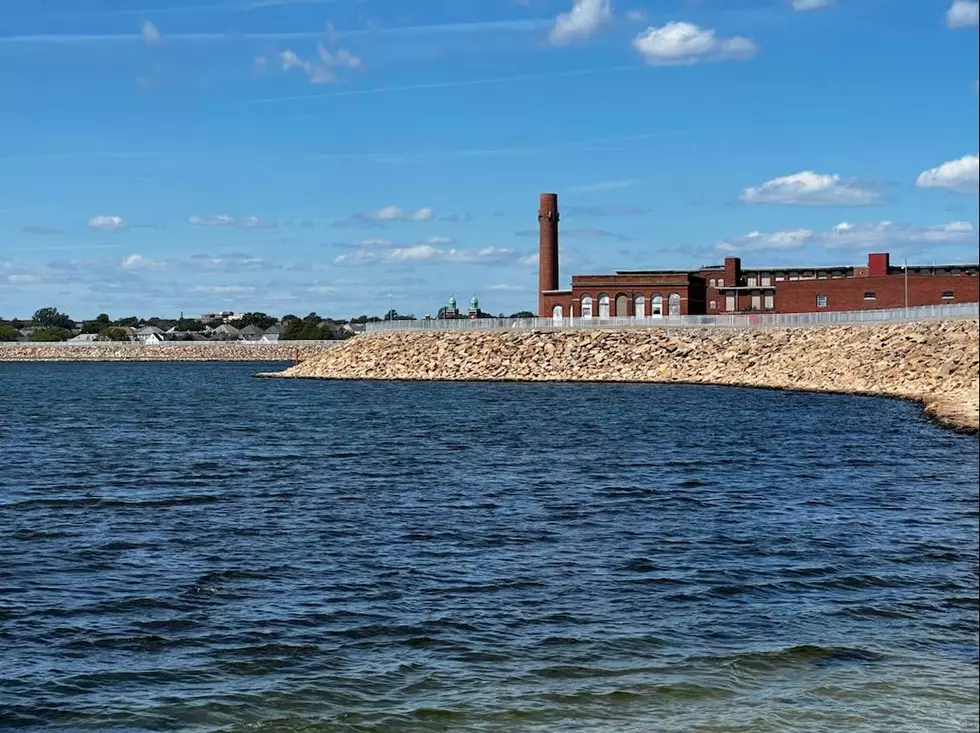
[1,361,978,732]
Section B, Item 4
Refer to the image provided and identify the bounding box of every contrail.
[249,64,645,104]
[0,18,546,45]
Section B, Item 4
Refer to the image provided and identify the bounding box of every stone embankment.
[266,320,980,434]
[0,342,340,362]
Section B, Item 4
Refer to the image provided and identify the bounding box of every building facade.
[536,192,980,318]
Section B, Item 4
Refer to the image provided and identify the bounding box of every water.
[1,362,977,733]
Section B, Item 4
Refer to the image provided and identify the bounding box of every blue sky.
[1,0,977,320]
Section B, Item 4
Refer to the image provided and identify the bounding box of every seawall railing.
[365,303,980,333]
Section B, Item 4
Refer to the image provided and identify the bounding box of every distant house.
[18,328,35,341]
[135,326,166,344]
[239,324,265,342]
[67,333,100,343]
[260,324,284,342]
[210,324,240,341]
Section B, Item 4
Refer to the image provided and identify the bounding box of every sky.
[1,0,978,320]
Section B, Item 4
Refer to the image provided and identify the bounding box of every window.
[747,276,757,287]
[817,272,828,279]
[651,293,663,316]
[816,294,828,308]
[832,271,843,279]
[725,295,736,312]
[760,275,772,286]
[764,294,774,310]
[598,293,610,318]
[717,279,725,287]
[581,294,593,319]
[775,275,785,282]
[634,294,646,318]
[668,292,681,316]
[789,271,799,281]
[942,290,954,299]
[863,292,876,301]
[709,300,717,310]
[751,292,761,310]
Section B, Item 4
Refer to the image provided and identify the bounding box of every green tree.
[509,311,535,318]
[33,306,74,330]
[29,327,71,342]
[115,316,140,327]
[80,313,111,334]
[230,312,277,330]
[99,326,130,342]
[0,324,21,341]
[174,318,206,332]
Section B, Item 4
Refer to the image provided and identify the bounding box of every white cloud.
[717,220,977,254]
[369,206,434,222]
[626,9,648,22]
[188,215,278,228]
[278,40,363,84]
[488,283,523,291]
[549,0,611,45]
[519,253,539,266]
[334,245,513,266]
[423,235,454,245]
[632,22,757,65]
[121,254,167,270]
[348,238,394,247]
[739,171,881,206]
[189,285,257,295]
[141,20,163,46]
[87,215,127,231]
[915,154,979,195]
[791,0,834,10]
[946,1,979,27]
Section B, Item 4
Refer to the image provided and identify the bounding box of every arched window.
[634,294,646,318]
[651,292,663,317]
[598,293,611,318]
[581,294,593,319]
[668,292,681,316]
[615,293,629,318]
[552,304,564,324]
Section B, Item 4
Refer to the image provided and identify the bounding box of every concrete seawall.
[0,341,342,362]
[264,320,980,434]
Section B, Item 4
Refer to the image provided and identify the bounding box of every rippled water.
[1,362,978,733]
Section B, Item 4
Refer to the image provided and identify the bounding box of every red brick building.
[537,192,979,318]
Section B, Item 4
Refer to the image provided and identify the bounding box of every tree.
[174,318,206,332]
[115,316,140,327]
[0,324,21,342]
[33,306,74,330]
[230,312,277,330]
[509,311,536,318]
[281,319,334,341]
[80,313,111,334]
[29,327,70,342]
[99,327,130,342]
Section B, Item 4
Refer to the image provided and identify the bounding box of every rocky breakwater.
[0,342,341,362]
[265,320,980,434]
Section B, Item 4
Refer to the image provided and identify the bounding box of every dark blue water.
[1,362,977,732]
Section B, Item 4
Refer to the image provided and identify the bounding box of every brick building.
[536,192,979,318]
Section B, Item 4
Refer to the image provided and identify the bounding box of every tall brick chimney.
[538,192,559,317]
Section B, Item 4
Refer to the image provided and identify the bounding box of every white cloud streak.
[549,0,612,45]
[632,22,757,65]
[717,220,977,254]
[334,245,513,266]
[791,0,834,10]
[188,214,278,228]
[739,171,881,206]
[88,215,127,231]
[946,1,979,27]
[916,154,979,195]
[140,20,163,46]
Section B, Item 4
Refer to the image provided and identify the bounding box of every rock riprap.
[266,320,980,433]
[0,342,341,362]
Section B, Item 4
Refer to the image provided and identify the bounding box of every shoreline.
[258,320,980,436]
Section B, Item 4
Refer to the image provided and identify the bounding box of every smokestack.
[538,192,559,317]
